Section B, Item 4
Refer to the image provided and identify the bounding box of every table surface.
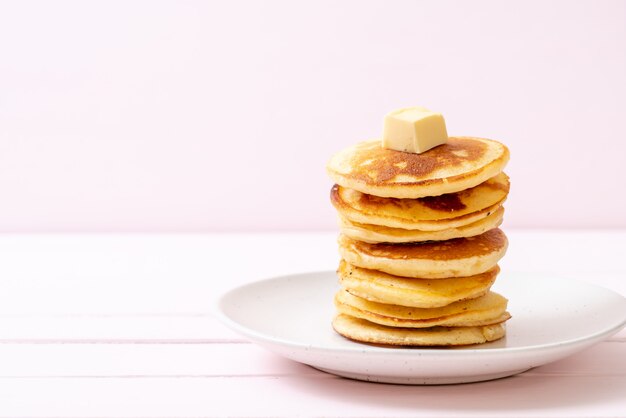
[0,230,624,417]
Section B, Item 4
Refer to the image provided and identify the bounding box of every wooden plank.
[0,343,314,378]
[0,341,622,378]
[0,314,242,342]
[0,233,339,315]
[0,314,622,342]
[0,232,623,317]
[0,374,624,417]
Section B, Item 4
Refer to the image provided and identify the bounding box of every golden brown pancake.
[331,172,509,231]
[332,314,506,346]
[338,261,499,307]
[338,206,504,243]
[338,228,508,278]
[327,137,509,198]
[335,290,511,328]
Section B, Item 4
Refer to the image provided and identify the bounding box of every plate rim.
[214,270,626,358]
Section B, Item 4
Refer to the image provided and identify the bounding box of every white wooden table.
[0,231,624,417]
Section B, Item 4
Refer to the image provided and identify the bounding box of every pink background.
[0,0,624,232]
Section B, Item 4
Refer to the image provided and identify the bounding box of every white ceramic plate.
[215,271,626,384]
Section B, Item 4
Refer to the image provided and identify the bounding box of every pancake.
[338,206,504,243]
[331,172,509,230]
[335,290,510,328]
[327,137,509,199]
[338,228,508,279]
[332,314,506,346]
[338,261,499,308]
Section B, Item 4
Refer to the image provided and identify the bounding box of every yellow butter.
[382,107,448,154]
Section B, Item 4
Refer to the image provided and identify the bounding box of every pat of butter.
[382,107,448,154]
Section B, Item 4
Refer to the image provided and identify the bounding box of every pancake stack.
[327,136,511,346]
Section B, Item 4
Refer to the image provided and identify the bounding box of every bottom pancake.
[332,314,506,346]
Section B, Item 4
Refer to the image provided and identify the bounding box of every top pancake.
[327,137,509,198]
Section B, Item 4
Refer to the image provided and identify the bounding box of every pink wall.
[0,1,624,232]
